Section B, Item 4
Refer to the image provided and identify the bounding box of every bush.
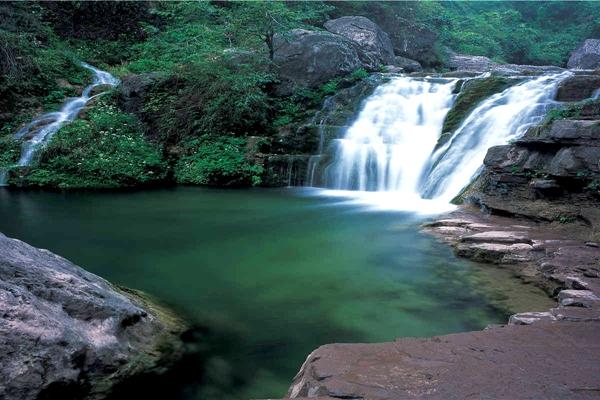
[175,136,263,187]
[24,96,167,189]
[0,135,20,168]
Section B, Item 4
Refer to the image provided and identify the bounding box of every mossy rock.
[437,77,521,150]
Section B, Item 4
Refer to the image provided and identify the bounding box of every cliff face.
[463,103,600,240]
[0,232,187,400]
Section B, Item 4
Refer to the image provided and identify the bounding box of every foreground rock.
[0,233,187,400]
[324,16,395,70]
[287,320,600,399]
[568,39,600,70]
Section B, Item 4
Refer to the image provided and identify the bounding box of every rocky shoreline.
[284,207,600,400]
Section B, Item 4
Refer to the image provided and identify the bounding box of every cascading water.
[422,71,572,202]
[309,72,571,213]
[0,63,118,186]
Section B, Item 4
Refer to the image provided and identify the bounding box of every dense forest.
[1,1,599,189]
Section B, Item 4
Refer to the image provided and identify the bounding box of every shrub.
[24,96,167,189]
[175,136,263,187]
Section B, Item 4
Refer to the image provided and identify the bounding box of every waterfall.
[0,63,118,186]
[309,72,571,213]
[422,71,571,202]
[326,78,458,193]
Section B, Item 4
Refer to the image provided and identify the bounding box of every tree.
[222,1,331,60]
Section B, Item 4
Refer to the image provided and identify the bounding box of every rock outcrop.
[568,39,600,70]
[287,320,600,400]
[463,118,600,233]
[445,52,564,75]
[273,17,396,96]
[392,56,422,72]
[273,29,363,96]
[555,73,600,102]
[0,232,187,400]
[323,16,395,70]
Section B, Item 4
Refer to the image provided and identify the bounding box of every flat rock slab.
[461,231,532,244]
[287,321,600,399]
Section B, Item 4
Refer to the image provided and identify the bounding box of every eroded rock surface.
[324,16,395,70]
[0,232,186,400]
[287,320,600,400]
[568,39,600,70]
[273,29,363,96]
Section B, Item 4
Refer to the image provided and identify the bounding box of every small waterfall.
[309,72,571,213]
[422,72,571,202]
[0,63,119,186]
[325,78,458,193]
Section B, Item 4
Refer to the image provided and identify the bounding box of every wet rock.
[273,29,363,96]
[460,231,532,245]
[568,39,600,70]
[558,289,600,307]
[0,232,186,400]
[324,16,395,70]
[287,322,600,399]
[555,74,600,101]
[508,311,554,325]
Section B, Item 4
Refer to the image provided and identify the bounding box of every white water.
[310,72,571,213]
[0,63,118,185]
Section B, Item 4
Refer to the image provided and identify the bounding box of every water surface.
[0,187,552,399]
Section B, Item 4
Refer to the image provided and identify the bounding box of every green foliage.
[542,99,600,126]
[554,214,576,224]
[436,2,600,65]
[24,96,166,189]
[175,136,263,187]
[0,135,20,169]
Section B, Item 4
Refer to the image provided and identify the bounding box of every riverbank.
[284,205,600,399]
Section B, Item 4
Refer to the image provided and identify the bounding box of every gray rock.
[568,39,600,69]
[118,73,161,114]
[273,29,363,96]
[446,53,496,72]
[393,55,422,72]
[555,74,600,101]
[324,16,395,70]
[0,233,185,400]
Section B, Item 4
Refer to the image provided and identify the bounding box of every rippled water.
[0,187,553,399]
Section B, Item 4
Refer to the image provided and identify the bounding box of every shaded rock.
[555,74,600,101]
[568,39,600,70]
[393,55,422,72]
[118,73,161,114]
[273,29,363,96]
[324,16,395,70]
[0,232,186,400]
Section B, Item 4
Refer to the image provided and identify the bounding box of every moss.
[438,77,518,150]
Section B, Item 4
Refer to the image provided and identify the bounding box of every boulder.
[273,29,363,96]
[323,16,395,70]
[568,39,600,70]
[555,74,600,101]
[447,53,496,72]
[118,73,161,114]
[0,232,186,400]
[393,55,422,72]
